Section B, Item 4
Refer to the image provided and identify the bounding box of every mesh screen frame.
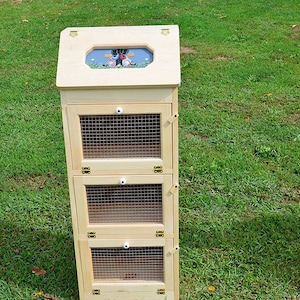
[86,184,163,224]
[91,247,164,283]
[80,114,161,159]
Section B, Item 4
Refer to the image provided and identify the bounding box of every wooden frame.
[57,25,180,300]
[73,175,175,237]
[59,88,174,105]
[66,104,173,175]
[78,239,176,299]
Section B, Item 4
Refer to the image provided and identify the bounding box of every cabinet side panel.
[171,87,180,300]
[61,105,84,298]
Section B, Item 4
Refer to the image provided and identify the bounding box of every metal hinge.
[69,30,78,38]
[87,232,96,238]
[92,289,100,295]
[82,166,91,174]
[156,230,164,237]
[161,28,170,36]
[154,166,163,173]
[157,288,166,295]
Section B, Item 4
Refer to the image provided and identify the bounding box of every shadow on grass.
[0,220,79,300]
[180,210,300,296]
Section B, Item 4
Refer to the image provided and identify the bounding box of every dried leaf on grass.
[39,178,47,189]
[14,248,20,255]
[32,266,47,276]
[43,294,59,300]
[208,285,216,291]
[180,46,196,54]
[34,291,59,300]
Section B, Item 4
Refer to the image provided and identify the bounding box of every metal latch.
[170,184,179,194]
[168,114,179,123]
[168,246,180,256]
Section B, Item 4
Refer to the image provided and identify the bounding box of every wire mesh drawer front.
[91,247,164,282]
[86,184,162,224]
[80,114,161,159]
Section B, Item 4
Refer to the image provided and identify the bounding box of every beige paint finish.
[56,25,180,88]
[57,25,180,300]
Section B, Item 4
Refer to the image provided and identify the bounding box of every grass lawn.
[0,0,299,299]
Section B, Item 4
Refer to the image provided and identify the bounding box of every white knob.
[123,242,130,249]
[119,177,126,185]
[115,107,123,115]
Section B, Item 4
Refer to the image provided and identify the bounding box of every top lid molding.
[56,25,181,88]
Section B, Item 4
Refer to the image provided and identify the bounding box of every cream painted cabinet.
[73,175,175,237]
[57,25,180,300]
[79,239,176,300]
[66,104,173,175]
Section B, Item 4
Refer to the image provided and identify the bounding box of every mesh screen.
[86,184,162,224]
[91,247,164,282]
[80,114,161,158]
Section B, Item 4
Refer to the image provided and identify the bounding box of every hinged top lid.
[56,25,180,88]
